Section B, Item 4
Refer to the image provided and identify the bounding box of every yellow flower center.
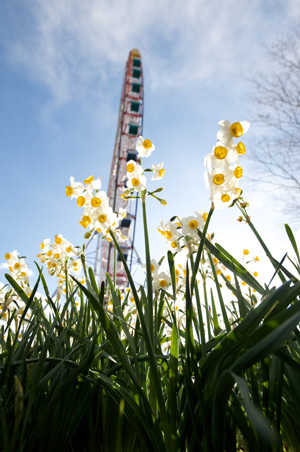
[66,246,72,253]
[230,122,243,137]
[54,253,60,259]
[235,188,242,196]
[236,142,246,155]
[84,176,94,184]
[98,215,107,223]
[151,264,155,272]
[226,275,231,281]
[216,269,222,275]
[213,174,225,185]
[143,139,152,149]
[5,253,11,260]
[171,241,178,248]
[159,279,167,287]
[132,178,140,187]
[158,168,165,177]
[188,220,198,229]
[234,166,243,178]
[163,231,172,239]
[91,197,101,207]
[66,186,73,197]
[21,272,26,277]
[202,213,208,222]
[241,281,247,286]
[221,194,230,203]
[243,249,249,255]
[214,146,228,159]
[80,216,91,228]
[254,272,258,277]
[77,196,86,207]
[47,250,52,256]
[127,163,135,173]
[213,257,218,264]
[14,263,20,270]
[55,236,62,245]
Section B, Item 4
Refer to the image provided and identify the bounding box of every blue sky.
[1,0,299,290]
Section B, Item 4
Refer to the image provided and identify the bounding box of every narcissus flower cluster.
[66,175,125,241]
[158,210,208,256]
[37,234,82,277]
[4,251,32,287]
[122,137,166,202]
[36,235,86,300]
[204,120,250,208]
[1,251,33,323]
[125,161,147,194]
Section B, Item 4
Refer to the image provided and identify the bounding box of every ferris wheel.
[86,49,144,287]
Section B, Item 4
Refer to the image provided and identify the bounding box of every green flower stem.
[207,251,230,332]
[203,279,212,341]
[113,243,116,287]
[141,196,159,420]
[190,203,215,298]
[189,254,207,358]
[142,196,153,342]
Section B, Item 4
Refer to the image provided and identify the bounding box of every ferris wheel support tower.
[94,49,144,286]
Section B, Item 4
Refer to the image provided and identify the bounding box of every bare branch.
[245,22,300,225]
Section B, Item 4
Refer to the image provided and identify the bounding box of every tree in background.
[247,26,300,223]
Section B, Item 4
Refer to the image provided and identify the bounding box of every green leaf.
[285,223,300,265]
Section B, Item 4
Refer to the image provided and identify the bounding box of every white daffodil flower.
[157,220,181,242]
[40,238,50,253]
[89,190,109,209]
[204,167,238,193]
[142,258,160,275]
[151,162,165,180]
[126,160,143,176]
[217,120,250,149]
[210,187,240,209]
[168,239,182,253]
[136,136,155,158]
[69,259,82,274]
[83,175,101,191]
[194,211,208,226]
[181,216,202,240]
[66,177,85,199]
[94,206,118,233]
[204,143,239,170]
[152,271,171,291]
[126,173,147,193]
[4,250,19,265]
[118,207,127,218]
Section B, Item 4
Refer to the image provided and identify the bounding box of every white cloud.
[0,263,8,270]
[2,0,299,107]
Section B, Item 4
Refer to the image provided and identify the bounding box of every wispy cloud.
[0,263,8,270]
[2,0,299,108]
